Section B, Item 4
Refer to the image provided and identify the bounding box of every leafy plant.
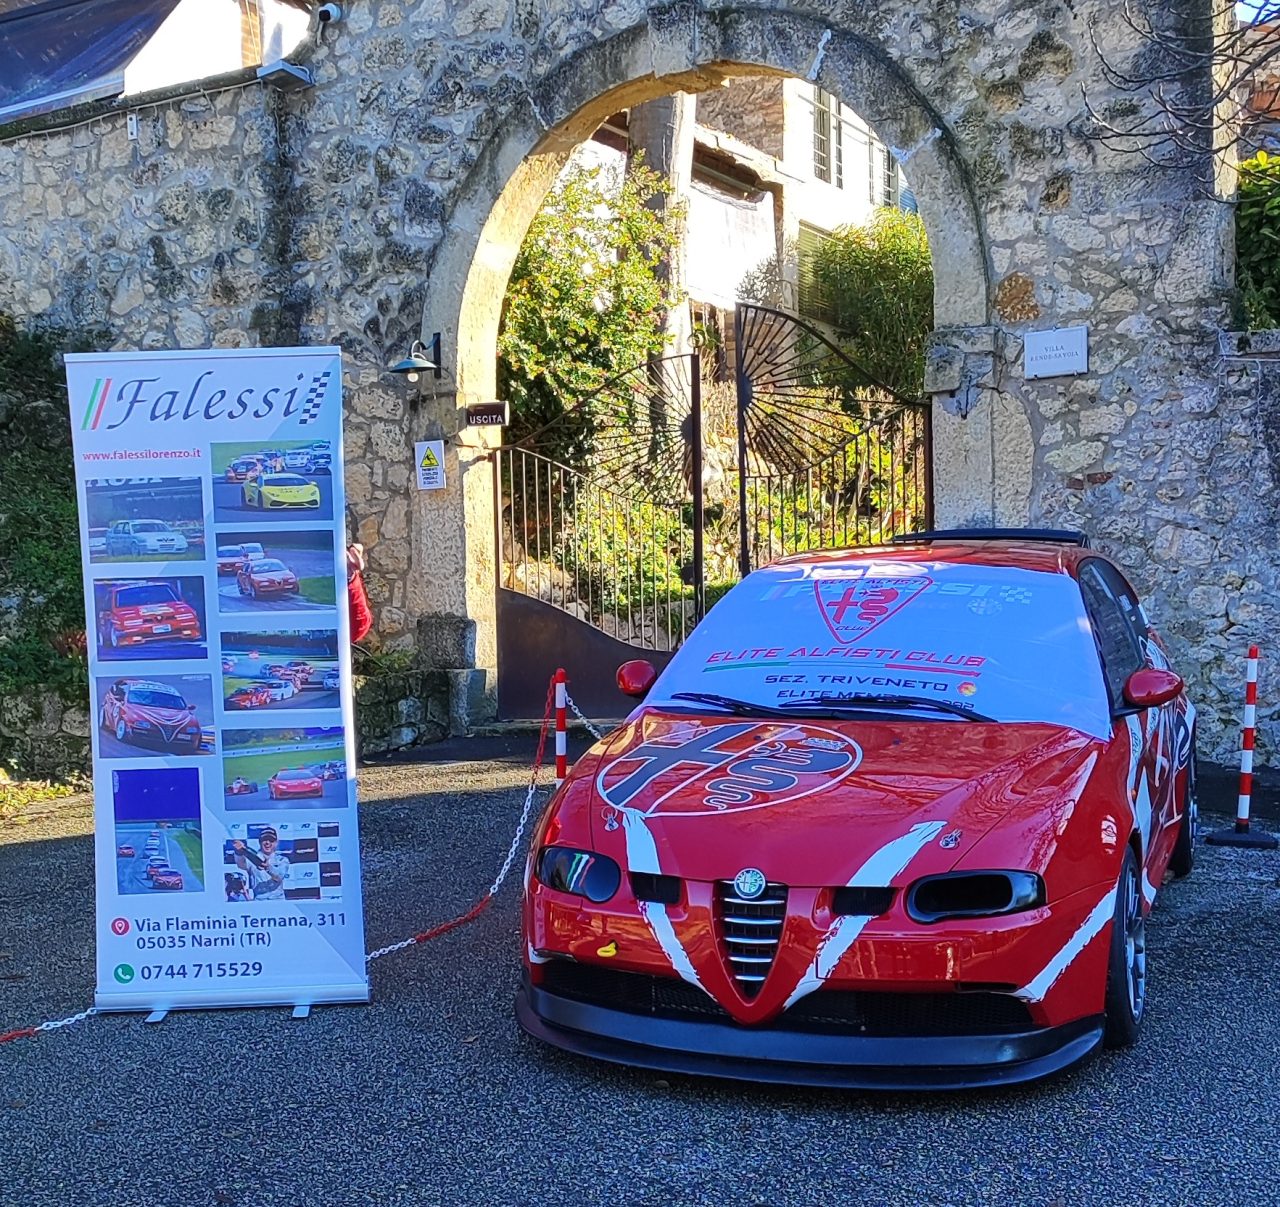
[0,313,96,705]
[1237,151,1280,329]
[807,208,934,397]
[497,158,684,456]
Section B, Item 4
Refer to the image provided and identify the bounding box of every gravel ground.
[3,737,1280,1207]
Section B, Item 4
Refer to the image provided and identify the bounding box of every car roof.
[772,534,1101,578]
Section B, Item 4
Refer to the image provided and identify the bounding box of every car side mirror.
[617,659,658,699]
[1123,668,1183,710]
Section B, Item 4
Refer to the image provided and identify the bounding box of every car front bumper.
[516,977,1103,1090]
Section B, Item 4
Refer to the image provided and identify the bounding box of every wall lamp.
[389,333,443,386]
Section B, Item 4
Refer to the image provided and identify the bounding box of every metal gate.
[494,305,931,718]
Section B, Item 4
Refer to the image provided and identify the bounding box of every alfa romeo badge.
[733,867,767,899]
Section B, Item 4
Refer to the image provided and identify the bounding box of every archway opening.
[418,14,992,719]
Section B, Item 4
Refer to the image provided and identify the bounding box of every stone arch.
[407,6,1008,717]
[430,10,991,407]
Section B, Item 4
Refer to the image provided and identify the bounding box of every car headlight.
[905,871,1045,924]
[133,720,152,729]
[536,846,621,903]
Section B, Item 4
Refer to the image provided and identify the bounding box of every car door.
[1077,559,1177,891]
[1094,561,1186,876]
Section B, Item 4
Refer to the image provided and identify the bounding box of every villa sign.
[1024,326,1089,380]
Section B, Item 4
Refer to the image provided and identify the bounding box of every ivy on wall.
[1237,151,1280,330]
[0,313,94,703]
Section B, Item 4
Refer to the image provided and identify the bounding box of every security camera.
[317,3,342,22]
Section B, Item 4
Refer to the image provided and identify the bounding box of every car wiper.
[667,692,796,718]
[777,694,995,722]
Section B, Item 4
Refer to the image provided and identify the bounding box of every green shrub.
[497,159,684,457]
[0,314,94,704]
[1237,151,1280,330]
[808,208,934,397]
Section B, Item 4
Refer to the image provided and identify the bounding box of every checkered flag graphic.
[298,370,331,426]
[998,585,1034,605]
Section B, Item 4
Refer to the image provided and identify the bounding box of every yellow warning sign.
[414,439,446,490]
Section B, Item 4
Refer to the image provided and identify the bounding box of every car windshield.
[266,475,308,486]
[646,557,1112,738]
[252,559,287,572]
[132,522,168,533]
[114,584,179,607]
[278,770,312,780]
[127,688,185,708]
[217,547,241,557]
[241,544,265,556]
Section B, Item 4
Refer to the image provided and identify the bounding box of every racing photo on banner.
[222,726,347,810]
[214,529,338,613]
[112,767,205,895]
[95,673,215,758]
[223,820,344,902]
[211,439,334,523]
[220,628,341,711]
[93,576,208,661]
[85,476,206,563]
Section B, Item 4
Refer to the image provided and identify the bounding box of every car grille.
[714,880,788,998]
[538,964,1034,1036]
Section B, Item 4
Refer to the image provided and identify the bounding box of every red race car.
[97,581,201,649]
[227,685,271,710]
[99,678,204,751]
[268,767,323,800]
[152,868,184,890]
[518,530,1197,1089]
[237,557,299,599]
[117,845,135,857]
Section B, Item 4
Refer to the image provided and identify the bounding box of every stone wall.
[0,1,1270,763]
[0,692,90,782]
[695,76,786,158]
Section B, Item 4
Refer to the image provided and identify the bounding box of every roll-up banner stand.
[65,348,369,1012]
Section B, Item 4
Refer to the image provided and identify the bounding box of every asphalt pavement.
[212,477,334,524]
[5,745,1280,1206]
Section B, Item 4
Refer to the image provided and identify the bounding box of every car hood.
[581,710,1101,887]
[127,704,194,726]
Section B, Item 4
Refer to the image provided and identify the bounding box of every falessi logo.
[80,369,332,431]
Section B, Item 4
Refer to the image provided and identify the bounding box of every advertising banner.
[65,348,369,1011]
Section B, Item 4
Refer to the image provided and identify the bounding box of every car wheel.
[99,706,110,731]
[1169,735,1198,879]
[108,625,120,649]
[250,583,259,600]
[1104,847,1146,1048]
[115,717,128,743]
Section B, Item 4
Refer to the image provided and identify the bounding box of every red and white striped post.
[1236,645,1260,832]
[1208,645,1278,849]
[554,668,568,788]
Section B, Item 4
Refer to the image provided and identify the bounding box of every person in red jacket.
[346,542,373,643]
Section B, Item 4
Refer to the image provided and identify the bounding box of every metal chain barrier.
[3,676,561,1041]
[0,1006,97,1046]
[365,674,555,964]
[563,689,609,742]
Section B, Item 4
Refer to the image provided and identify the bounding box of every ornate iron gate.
[494,306,931,718]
